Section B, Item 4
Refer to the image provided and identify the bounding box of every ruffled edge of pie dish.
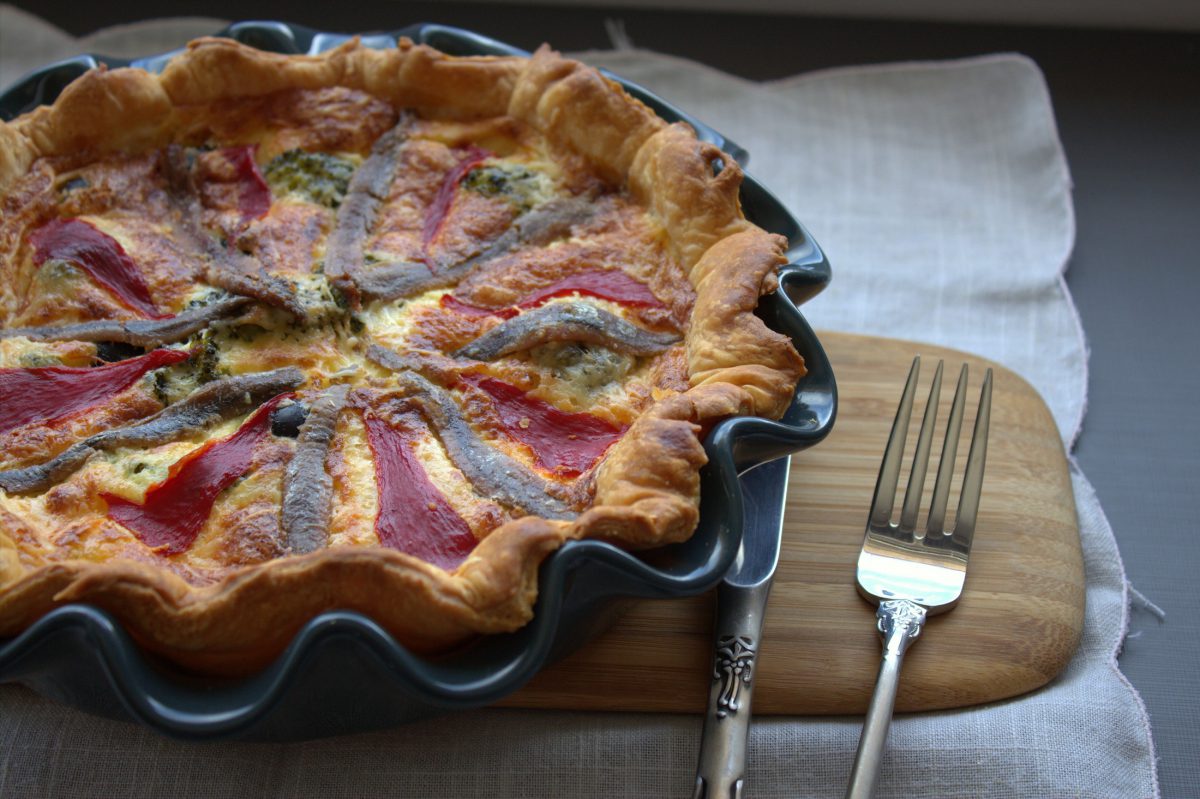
[0,38,805,674]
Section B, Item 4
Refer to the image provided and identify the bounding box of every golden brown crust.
[687,229,807,419]
[630,124,751,271]
[0,38,805,673]
[509,47,666,184]
[2,67,174,184]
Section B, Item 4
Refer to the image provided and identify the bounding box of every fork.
[845,356,992,799]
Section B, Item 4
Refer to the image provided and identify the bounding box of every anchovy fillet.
[365,344,464,388]
[162,145,304,317]
[459,196,594,273]
[355,260,439,302]
[366,344,430,375]
[281,384,349,554]
[0,367,304,495]
[454,301,680,361]
[0,296,252,347]
[505,196,595,249]
[202,261,305,319]
[359,197,595,303]
[325,115,413,299]
[394,372,574,520]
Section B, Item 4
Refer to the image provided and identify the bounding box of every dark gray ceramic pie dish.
[0,22,836,740]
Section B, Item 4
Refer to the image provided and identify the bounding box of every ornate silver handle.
[845,599,928,799]
[693,578,772,799]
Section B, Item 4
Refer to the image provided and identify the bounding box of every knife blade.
[693,454,791,799]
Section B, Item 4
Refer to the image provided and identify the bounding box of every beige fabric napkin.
[0,7,1158,797]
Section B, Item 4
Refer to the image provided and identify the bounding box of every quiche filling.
[0,39,805,670]
[0,92,693,583]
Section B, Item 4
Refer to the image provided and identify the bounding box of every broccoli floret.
[462,164,545,212]
[264,150,356,209]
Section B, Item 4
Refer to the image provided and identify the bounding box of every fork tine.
[951,367,993,546]
[869,357,920,529]
[926,364,969,536]
[899,360,944,533]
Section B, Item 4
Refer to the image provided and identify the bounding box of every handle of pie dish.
[778,256,831,307]
[394,23,527,57]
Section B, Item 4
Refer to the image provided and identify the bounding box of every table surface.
[8,2,1200,796]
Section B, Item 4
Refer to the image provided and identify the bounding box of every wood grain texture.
[499,331,1085,715]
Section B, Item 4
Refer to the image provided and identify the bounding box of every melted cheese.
[359,289,444,351]
[89,440,205,501]
[200,276,364,382]
[327,412,379,549]
[186,451,289,571]
[0,337,95,368]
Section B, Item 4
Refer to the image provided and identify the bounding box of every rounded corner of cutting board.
[503,332,1087,716]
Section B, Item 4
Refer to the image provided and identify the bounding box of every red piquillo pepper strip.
[0,348,191,436]
[440,269,665,319]
[460,374,626,477]
[29,218,164,318]
[104,393,293,555]
[363,410,477,570]
[222,145,272,222]
[421,146,491,258]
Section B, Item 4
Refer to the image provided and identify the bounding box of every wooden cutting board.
[499,332,1086,715]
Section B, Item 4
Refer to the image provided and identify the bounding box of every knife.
[693,454,791,799]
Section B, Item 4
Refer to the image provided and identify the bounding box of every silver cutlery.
[693,454,791,799]
[845,356,992,799]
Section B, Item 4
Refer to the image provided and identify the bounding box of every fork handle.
[845,599,928,799]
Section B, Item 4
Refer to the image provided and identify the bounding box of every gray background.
[6,2,1199,795]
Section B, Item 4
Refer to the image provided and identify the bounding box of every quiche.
[0,37,804,674]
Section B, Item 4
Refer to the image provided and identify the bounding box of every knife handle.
[692,578,773,799]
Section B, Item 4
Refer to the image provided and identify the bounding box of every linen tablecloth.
[0,7,1159,797]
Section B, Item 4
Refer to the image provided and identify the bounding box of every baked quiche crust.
[0,38,804,673]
